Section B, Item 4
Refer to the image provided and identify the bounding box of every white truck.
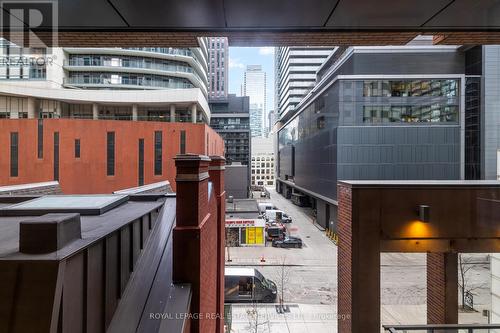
[265,209,292,223]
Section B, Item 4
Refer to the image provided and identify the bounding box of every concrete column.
[27,97,36,119]
[427,252,459,325]
[92,103,98,120]
[173,154,216,333]
[55,101,62,118]
[132,104,138,121]
[191,104,197,124]
[208,156,226,333]
[170,104,176,122]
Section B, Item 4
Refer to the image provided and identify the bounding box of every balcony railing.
[64,59,197,76]
[210,124,250,130]
[63,76,194,90]
[383,324,500,332]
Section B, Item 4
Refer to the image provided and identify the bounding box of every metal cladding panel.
[337,126,461,183]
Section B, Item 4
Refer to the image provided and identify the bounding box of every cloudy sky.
[228,47,275,112]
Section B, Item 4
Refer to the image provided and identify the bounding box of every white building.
[274,47,335,120]
[243,65,266,137]
[0,39,211,123]
[251,136,274,187]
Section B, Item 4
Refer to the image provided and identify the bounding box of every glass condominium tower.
[243,65,267,138]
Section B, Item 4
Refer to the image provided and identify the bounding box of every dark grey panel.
[425,0,500,27]
[109,0,225,27]
[225,0,338,27]
[334,53,465,76]
[326,0,450,27]
[58,0,127,28]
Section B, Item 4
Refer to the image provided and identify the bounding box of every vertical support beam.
[170,104,176,122]
[209,156,226,333]
[191,104,197,124]
[173,154,212,333]
[27,97,36,119]
[427,252,459,325]
[337,183,381,333]
[132,104,138,121]
[55,101,62,118]
[92,103,99,120]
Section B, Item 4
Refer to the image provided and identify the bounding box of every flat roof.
[226,199,259,213]
[0,195,128,216]
[0,197,167,259]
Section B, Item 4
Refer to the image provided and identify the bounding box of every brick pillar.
[337,183,381,333]
[209,156,226,333]
[173,154,212,333]
[427,252,458,325]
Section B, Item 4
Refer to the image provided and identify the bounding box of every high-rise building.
[243,65,266,137]
[207,37,228,99]
[0,39,210,122]
[267,109,277,134]
[0,39,228,194]
[274,47,335,120]
[276,45,471,231]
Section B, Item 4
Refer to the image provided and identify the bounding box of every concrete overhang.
[0,84,211,120]
[3,0,500,46]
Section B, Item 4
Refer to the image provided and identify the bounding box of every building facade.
[276,45,468,230]
[0,39,210,123]
[243,65,267,137]
[209,94,251,197]
[0,119,224,194]
[207,37,228,99]
[251,137,275,187]
[274,47,335,120]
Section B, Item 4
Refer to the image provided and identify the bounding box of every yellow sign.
[246,227,256,244]
[255,228,263,244]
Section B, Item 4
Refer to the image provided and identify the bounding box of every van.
[258,202,276,214]
[224,267,277,303]
[265,209,292,223]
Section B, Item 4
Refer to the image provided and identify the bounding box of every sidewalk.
[228,303,337,333]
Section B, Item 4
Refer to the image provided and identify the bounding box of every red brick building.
[0,119,224,193]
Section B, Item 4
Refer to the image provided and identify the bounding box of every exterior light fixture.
[418,205,430,223]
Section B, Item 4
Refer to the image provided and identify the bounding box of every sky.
[228,47,275,112]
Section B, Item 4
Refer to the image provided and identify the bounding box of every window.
[154,131,162,175]
[53,132,59,181]
[74,139,81,158]
[37,119,43,158]
[138,138,144,186]
[10,132,18,177]
[180,130,186,154]
[107,132,115,176]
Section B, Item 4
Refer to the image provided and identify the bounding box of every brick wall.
[427,252,458,324]
[173,155,225,333]
[337,183,353,332]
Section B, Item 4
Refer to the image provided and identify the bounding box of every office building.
[243,65,267,137]
[268,109,277,134]
[207,37,228,99]
[276,45,472,230]
[209,94,251,198]
[209,94,251,166]
[274,47,335,120]
[251,136,275,187]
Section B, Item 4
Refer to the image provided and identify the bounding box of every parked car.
[260,191,267,198]
[224,267,277,303]
[265,209,292,223]
[272,236,303,248]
